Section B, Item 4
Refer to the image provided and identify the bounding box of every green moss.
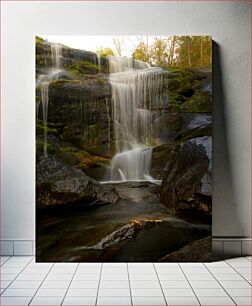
[36,122,58,135]
[36,36,45,44]
[180,92,211,113]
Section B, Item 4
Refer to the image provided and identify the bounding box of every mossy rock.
[180,92,211,113]
[56,152,80,167]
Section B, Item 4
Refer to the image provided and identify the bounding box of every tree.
[132,41,149,63]
[149,37,168,66]
[96,47,115,57]
[113,38,124,56]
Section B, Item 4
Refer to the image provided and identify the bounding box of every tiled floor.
[0,256,251,305]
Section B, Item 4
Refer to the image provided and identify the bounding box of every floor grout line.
[0,256,12,266]
[0,256,34,297]
[95,262,103,306]
[178,263,202,306]
[28,260,55,305]
[61,263,80,306]
[225,260,252,286]
[153,263,168,306]
[203,263,238,305]
[126,262,133,306]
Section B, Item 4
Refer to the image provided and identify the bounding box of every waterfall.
[37,43,63,156]
[106,56,166,181]
[51,43,62,69]
[96,53,101,73]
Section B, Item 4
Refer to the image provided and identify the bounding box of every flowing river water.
[36,48,211,262]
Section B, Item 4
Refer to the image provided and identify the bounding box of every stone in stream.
[36,156,120,209]
[159,137,212,216]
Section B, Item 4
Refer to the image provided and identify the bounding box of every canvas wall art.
[36,36,212,262]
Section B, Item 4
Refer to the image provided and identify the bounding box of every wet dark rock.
[159,139,212,216]
[160,235,212,262]
[36,156,119,209]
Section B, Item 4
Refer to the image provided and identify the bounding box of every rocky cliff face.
[36,156,119,209]
[159,137,212,217]
[36,38,212,214]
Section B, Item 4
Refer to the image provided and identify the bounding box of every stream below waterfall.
[36,181,210,262]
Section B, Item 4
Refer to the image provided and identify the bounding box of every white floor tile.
[1,274,17,281]
[194,288,228,296]
[2,261,28,268]
[8,256,33,262]
[62,296,96,305]
[205,261,230,268]
[102,267,128,273]
[27,262,53,268]
[0,296,32,305]
[129,273,157,281]
[228,261,252,268]
[97,296,131,305]
[246,256,252,261]
[22,267,50,274]
[163,288,195,296]
[99,281,129,289]
[131,288,163,296]
[165,296,200,305]
[98,288,130,296]
[154,263,179,268]
[132,296,166,305]
[67,288,97,296]
[0,256,10,264]
[180,263,205,267]
[207,267,236,274]
[76,267,101,274]
[156,273,186,281]
[182,267,209,274]
[160,280,191,288]
[241,273,252,283]
[30,296,64,305]
[189,280,221,288]
[2,288,37,297]
[52,263,78,268]
[50,266,77,274]
[46,273,73,281]
[70,280,99,288]
[74,274,100,281]
[219,280,252,288]
[225,288,252,296]
[79,263,102,267]
[8,280,42,289]
[101,273,128,281]
[128,267,155,274]
[186,273,216,281]
[226,257,250,263]
[0,280,12,289]
[130,280,160,289]
[1,267,23,274]
[16,273,46,281]
[214,273,245,281]
[234,267,252,274]
[232,296,252,305]
[198,296,236,305]
[40,280,71,288]
[128,263,153,267]
[156,267,182,274]
[35,287,67,296]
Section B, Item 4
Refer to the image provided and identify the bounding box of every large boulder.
[36,156,119,209]
[159,137,212,216]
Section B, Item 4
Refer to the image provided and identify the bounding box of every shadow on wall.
[212,42,246,238]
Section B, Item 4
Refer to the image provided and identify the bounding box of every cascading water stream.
[37,43,63,156]
[106,56,166,181]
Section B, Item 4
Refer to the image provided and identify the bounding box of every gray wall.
[1,1,251,241]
